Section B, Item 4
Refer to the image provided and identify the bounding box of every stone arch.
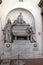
[4,8,36,41]
[5,8,36,32]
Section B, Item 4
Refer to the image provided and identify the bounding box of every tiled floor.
[0,59,43,65]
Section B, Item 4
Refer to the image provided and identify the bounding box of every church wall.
[0,0,42,58]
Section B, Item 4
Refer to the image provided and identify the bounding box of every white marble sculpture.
[3,19,12,43]
[3,13,35,43]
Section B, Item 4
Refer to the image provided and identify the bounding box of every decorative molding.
[6,44,10,48]
[34,44,37,47]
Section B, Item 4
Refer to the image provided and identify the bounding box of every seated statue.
[17,12,26,24]
[3,19,12,43]
[13,13,26,25]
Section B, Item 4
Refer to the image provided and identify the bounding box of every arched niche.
[5,8,35,32]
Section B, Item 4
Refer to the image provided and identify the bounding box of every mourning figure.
[3,13,35,43]
[3,19,12,43]
[26,26,35,42]
[29,27,34,42]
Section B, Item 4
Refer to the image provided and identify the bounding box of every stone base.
[1,40,42,59]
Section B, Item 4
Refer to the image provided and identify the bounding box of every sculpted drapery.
[3,19,12,43]
[3,13,35,43]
